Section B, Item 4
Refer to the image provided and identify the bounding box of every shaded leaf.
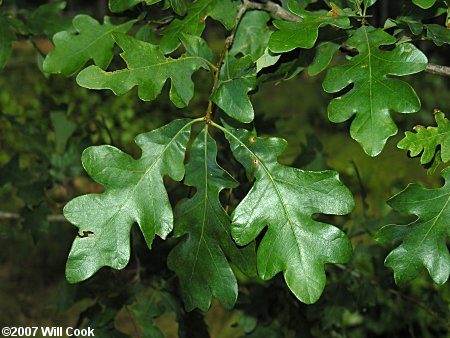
[132,293,165,338]
[170,0,188,16]
[398,111,450,165]
[0,16,15,69]
[322,26,427,156]
[50,111,77,154]
[43,15,136,76]
[256,48,280,73]
[211,55,256,123]
[412,0,436,9]
[230,11,272,61]
[180,33,213,62]
[76,33,209,107]
[268,1,350,53]
[109,0,161,13]
[426,24,450,46]
[216,122,354,304]
[376,167,450,285]
[64,119,194,283]
[307,41,340,76]
[168,128,256,311]
[160,0,238,54]
[26,1,73,38]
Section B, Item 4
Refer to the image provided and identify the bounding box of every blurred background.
[0,0,449,337]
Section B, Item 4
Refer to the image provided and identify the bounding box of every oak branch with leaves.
[1,0,448,325]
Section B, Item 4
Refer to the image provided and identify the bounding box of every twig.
[425,63,450,77]
[205,0,256,120]
[247,0,302,22]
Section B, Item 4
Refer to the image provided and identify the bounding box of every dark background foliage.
[0,0,449,337]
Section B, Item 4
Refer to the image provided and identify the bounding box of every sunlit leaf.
[64,119,194,283]
[76,33,209,107]
[322,26,427,156]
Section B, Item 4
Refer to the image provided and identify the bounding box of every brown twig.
[247,0,302,22]
[205,0,255,120]
[425,63,450,77]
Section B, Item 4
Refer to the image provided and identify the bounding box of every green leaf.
[180,33,213,62]
[307,41,340,76]
[109,0,161,13]
[159,0,238,54]
[0,16,15,69]
[215,122,354,304]
[211,55,256,123]
[426,24,450,46]
[376,167,450,285]
[76,33,209,107]
[412,0,436,9]
[50,111,77,154]
[64,119,195,283]
[256,48,280,73]
[170,0,188,16]
[43,15,136,76]
[230,11,272,61]
[26,1,73,38]
[268,1,350,53]
[132,293,165,338]
[398,111,450,165]
[168,128,256,311]
[322,26,427,156]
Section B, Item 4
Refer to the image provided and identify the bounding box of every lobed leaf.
[168,128,256,311]
[268,0,350,53]
[160,0,238,54]
[43,15,136,76]
[217,122,354,304]
[398,111,450,165]
[323,26,428,156]
[64,119,194,283]
[76,33,210,107]
[376,167,450,285]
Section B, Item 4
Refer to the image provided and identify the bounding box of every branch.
[425,63,450,77]
[247,0,302,22]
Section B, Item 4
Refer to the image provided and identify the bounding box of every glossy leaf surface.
[160,0,238,54]
[323,26,427,156]
[211,55,256,123]
[412,0,436,9]
[398,111,450,164]
[268,1,350,53]
[376,167,450,285]
[168,128,256,311]
[218,123,354,304]
[76,34,209,107]
[64,119,193,283]
[43,15,135,76]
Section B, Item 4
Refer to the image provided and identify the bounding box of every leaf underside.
[323,26,428,156]
[222,124,354,304]
[64,119,192,283]
[376,167,450,285]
